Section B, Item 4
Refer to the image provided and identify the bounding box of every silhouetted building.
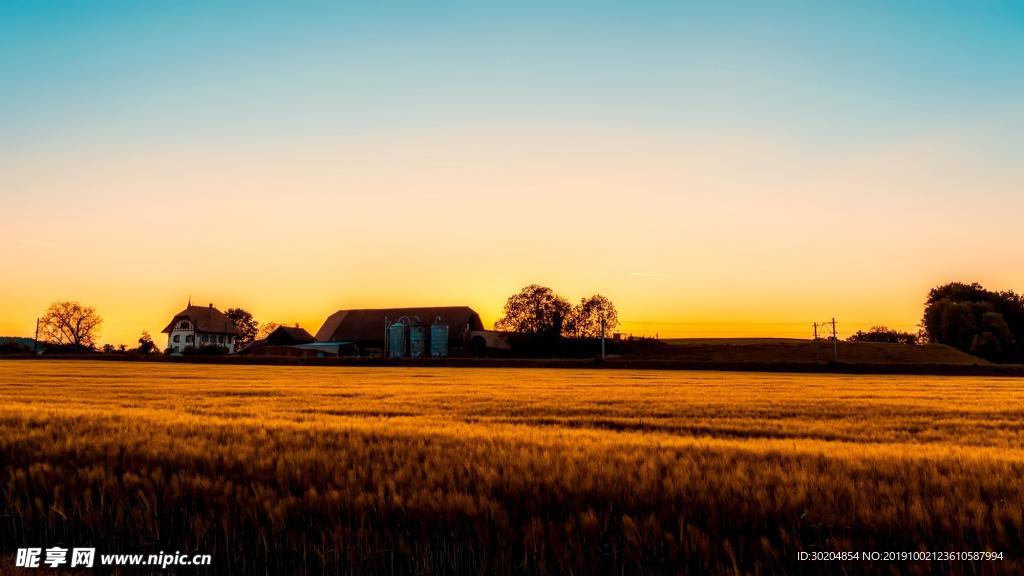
[264,325,315,346]
[315,307,483,356]
[237,325,331,357]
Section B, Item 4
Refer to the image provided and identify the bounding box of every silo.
[430,323,449,357]
[409,324,426,358]
[388,322,406,358]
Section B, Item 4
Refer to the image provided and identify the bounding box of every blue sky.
[4,1,1022,152]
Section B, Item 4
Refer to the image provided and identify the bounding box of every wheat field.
[1,360,1022,574]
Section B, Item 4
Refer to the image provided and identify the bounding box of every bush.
[0,342,32,355]
[182,344,229,356]
[41,343,95,355]
[846,326,918,345]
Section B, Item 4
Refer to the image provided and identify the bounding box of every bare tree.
[257,322,281,341]
[39,301,103,350]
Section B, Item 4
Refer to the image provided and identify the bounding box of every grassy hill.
[653,338,988,365]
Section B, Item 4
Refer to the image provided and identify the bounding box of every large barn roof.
[315,307,483,343]
[161,305,239,335]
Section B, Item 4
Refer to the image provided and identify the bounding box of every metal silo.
[388,321,406,358]
[430,323,449,357]
[409,324,426,357]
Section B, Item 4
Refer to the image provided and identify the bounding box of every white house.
[161,303,240,354]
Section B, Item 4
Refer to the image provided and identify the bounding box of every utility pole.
[33,317,40,354]
[832,317,838,362]
[813,322,819,363]
[600,316,606,360]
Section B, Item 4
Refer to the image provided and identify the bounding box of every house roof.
[161,305,240,334]
[315,307,483,343]
[266,325,315,345]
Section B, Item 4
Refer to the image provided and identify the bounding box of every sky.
[1,1,1023,346]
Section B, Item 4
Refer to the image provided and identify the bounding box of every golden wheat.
[1,360,1022,574]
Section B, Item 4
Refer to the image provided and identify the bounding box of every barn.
[237,325,327,358]
[264,325,316,346]
[315,307,483,356]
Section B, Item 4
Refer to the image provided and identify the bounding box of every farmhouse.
[315,306,483,356]
[162,303,239,354]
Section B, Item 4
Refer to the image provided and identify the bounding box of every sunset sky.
[2,1,1023,346]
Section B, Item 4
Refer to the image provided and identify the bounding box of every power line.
[812,318,839,362]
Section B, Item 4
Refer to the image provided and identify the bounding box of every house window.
[201,334,208,344]
[218,335,224,344]
[185,335,194,343]
[227,336,233,343]
[173,335,180,343]
[179,321,191,330]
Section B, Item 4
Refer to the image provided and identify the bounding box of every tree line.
[3,302,278,356]
[10,280,1024,363]
[846,326,918,345]
[847,281,1024,362]
[491,284,619,356]
[494,284,619,338]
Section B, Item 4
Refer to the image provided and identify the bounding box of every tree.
[257,322,281,341]
[38,301,103,350]
[846,326,917,345]
[935,301,978,351]
[922,282,1023,362]
[971,311,1014,359]
[494,284,571,337]
[225,308,258,349]
[137,331,157,354]
[565,295,619,339]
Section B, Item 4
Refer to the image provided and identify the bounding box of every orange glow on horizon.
[2,126,1022,346]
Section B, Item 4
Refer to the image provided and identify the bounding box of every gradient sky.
[2,1,1023,346]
